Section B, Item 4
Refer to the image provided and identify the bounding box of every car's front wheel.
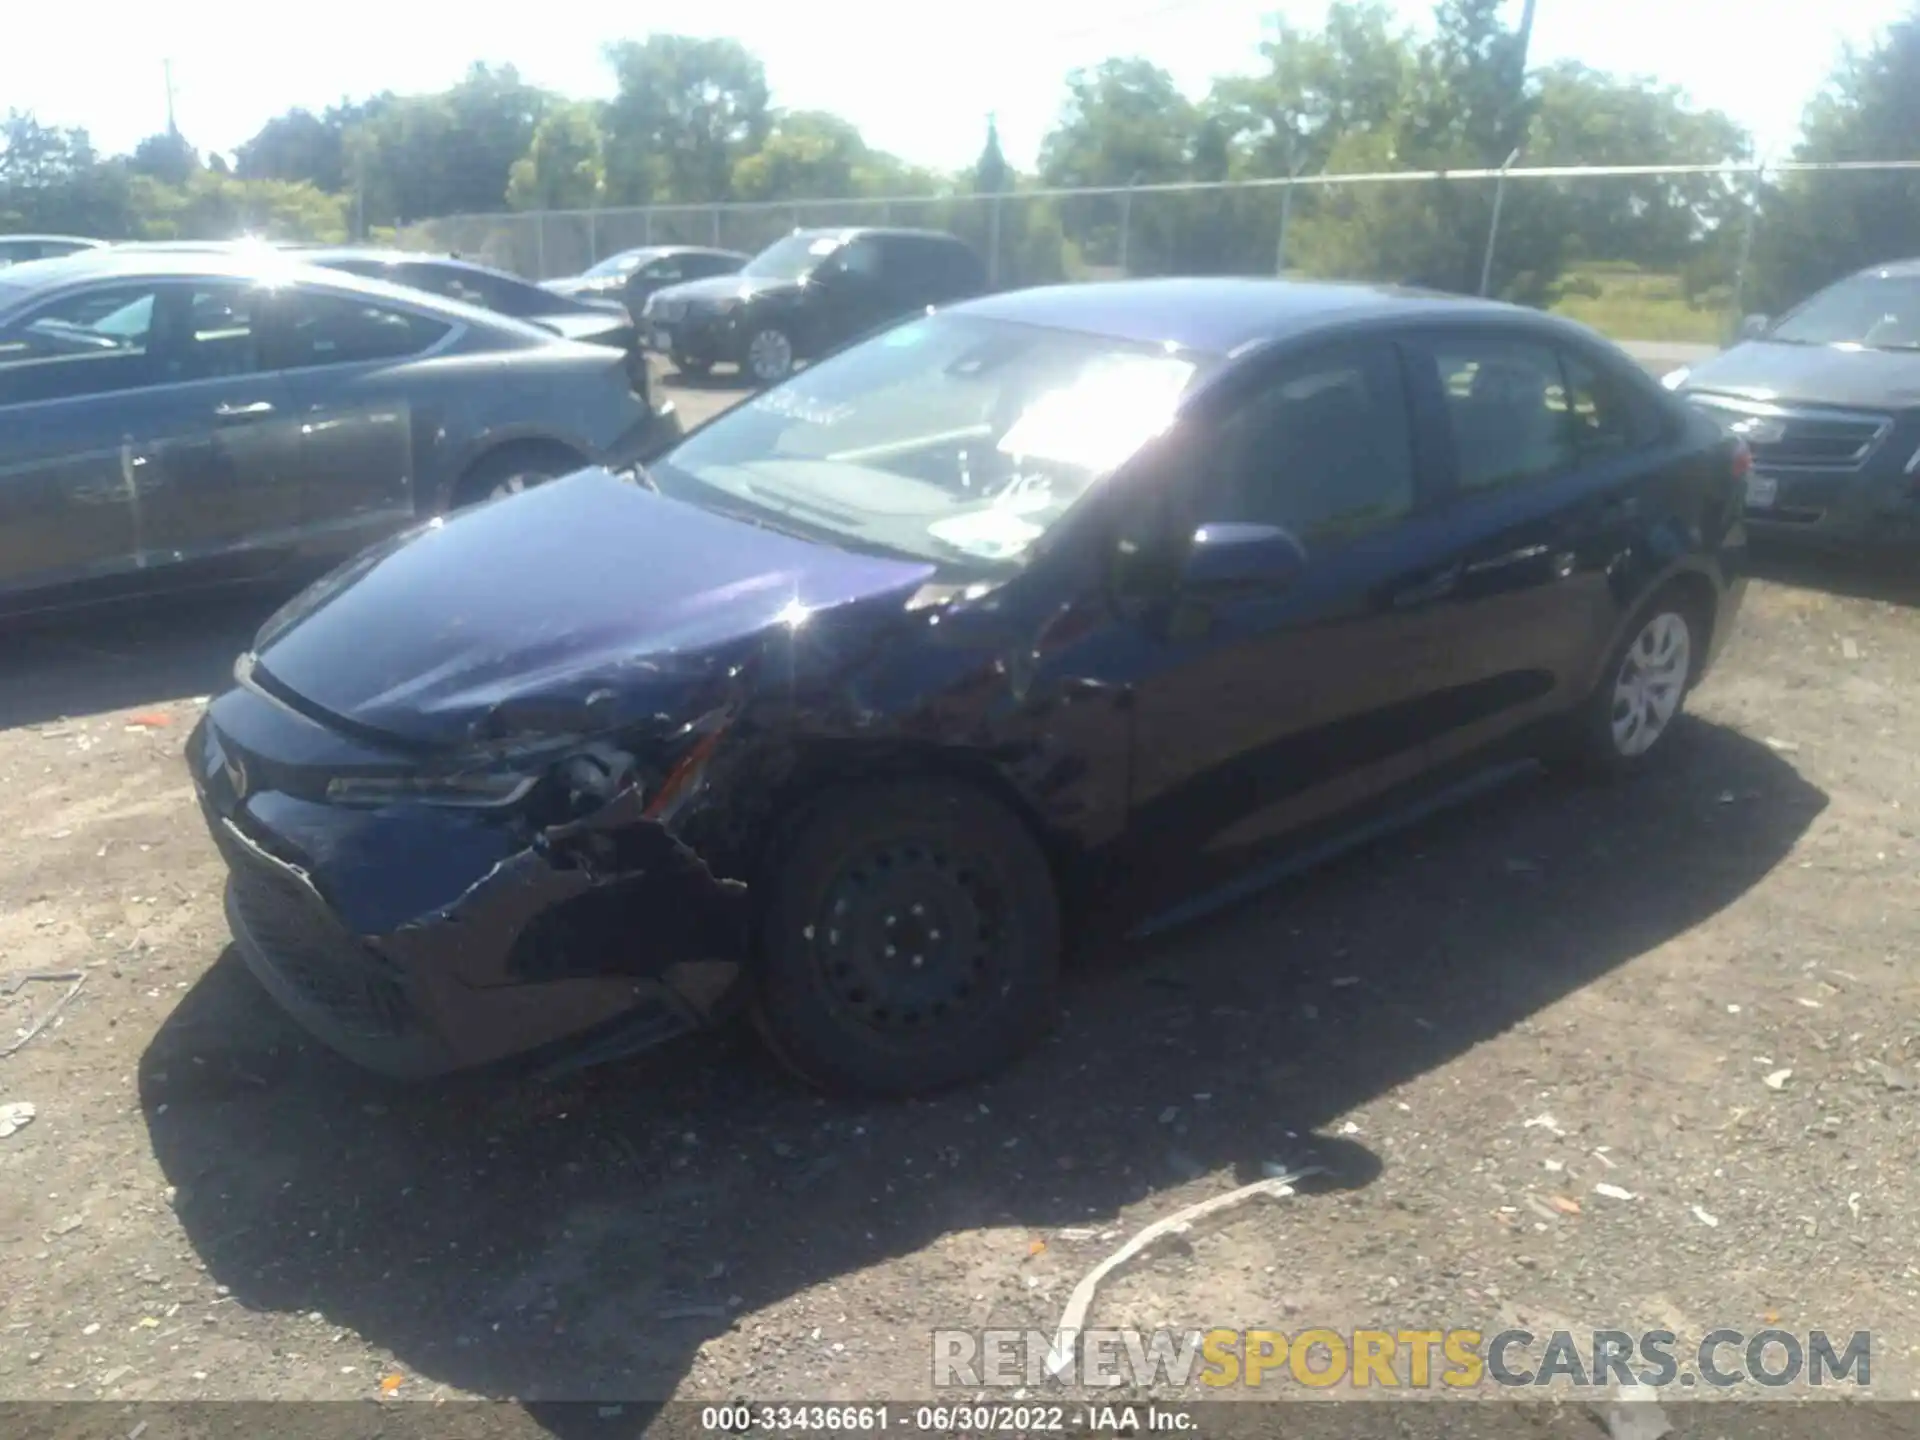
[743,325,796,386]
[752,779,1061,1097]
[452,444,581,508]
[672,353,712,379]
[1568,587,1705,776]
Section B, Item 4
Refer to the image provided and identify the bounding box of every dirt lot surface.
[3,370,1918,1427]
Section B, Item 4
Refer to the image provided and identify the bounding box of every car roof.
[297,247,530,281]
[613,245,746,260]
[790,226,975,247]
[1850,257,1920,280]
[0,247,557,337]
[950,277,1565,357]
[2,233,107,246]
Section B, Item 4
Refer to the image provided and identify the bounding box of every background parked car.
[0,234,108,267]
[186,277,1750,1095]
[297,247,653,400]
[118,241,654,402]
[642,227,987,385]
[542,245,748,319]
[0,248,678,618]
[1663,257,1920,552]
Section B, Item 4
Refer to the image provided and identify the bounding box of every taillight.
[1730,437,1753,482]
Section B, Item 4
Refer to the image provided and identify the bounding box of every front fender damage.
[381,776,751,1028]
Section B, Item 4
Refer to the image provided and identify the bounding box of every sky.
[2,0,1910,184]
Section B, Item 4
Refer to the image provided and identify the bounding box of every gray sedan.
[0,249,680,617]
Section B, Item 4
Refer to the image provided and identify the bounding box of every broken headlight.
[324,770,541,809]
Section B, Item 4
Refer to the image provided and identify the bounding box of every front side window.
[1560,350,1651,458]
[641,258,685,282]
[651,312,1215,571]
[1421,338,1578,493]
[0,282,162,406]
[262,290,451,370]
[169,284,261,382]
[1196,344,1416,546]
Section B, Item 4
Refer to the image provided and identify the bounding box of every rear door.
[137,279,304,577]
[1123,337,1463,904]
[256,285,457,550]
[1397,328,1660,763]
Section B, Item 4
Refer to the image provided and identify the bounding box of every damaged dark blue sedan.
[188,278,1750,1096]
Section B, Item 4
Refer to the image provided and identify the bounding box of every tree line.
[3,1,1917,315]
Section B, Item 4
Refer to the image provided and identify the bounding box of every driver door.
[1120,338,1465,910]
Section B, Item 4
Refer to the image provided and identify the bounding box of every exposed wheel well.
[451,438,589,508]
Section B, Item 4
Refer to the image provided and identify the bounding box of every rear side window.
[1560,349,1661,456]
[262,290,451,370]
[1421,339,1578,493]
[0,283,161,406]
[1198,342,1416,546]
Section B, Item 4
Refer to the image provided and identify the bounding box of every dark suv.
[1665,258,1920,550]
[642,227,987,385]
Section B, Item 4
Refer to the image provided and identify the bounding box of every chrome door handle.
[213,400,275,422]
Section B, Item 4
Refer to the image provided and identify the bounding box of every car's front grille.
[214,821,414,1041]
[1689,395,1894,471]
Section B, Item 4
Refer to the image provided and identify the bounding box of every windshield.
[741,233,843,282]
[649,312,1214,572]
[1770,274,1920,350]
[583,251,646,280]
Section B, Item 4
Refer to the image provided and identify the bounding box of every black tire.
[452,444,580,509]
[1563,585,1708,779]
[672,354,712,379]
[752,779,1062,1097]
[742,324,796,386]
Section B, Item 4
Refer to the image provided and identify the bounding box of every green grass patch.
[1551,267,1728,344]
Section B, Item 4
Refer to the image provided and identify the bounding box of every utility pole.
[163,58,178,138]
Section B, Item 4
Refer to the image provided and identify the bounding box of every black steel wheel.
[753,779,1061,1096]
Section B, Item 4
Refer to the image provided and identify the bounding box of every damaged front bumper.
[186,693,750,1080]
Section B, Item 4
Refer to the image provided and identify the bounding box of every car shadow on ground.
[1746,540,1920,609]
[138,717,1823,1432]
[0,589,283,732]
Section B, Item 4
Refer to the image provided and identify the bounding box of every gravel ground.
[1,369,1917,1427]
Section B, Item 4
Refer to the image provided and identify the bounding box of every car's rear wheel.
[1567,587,1705,776]
[752,779,1061,1097]
[744,325,795,386]
[452,444,583,508]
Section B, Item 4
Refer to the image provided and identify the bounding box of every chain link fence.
[401,161,1920,345]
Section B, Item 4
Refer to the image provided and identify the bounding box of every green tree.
[235,101,378,192]
[0,112,133,237]
[732,111,868,201]
[131,130,200,187]
[602,35,772,204]
[507,103,607,211]
[973,114,1010,195]
[1750,10,1920,310]
[1040,58,1196,272]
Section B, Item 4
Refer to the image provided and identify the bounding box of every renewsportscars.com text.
[932,1327,1872,1390]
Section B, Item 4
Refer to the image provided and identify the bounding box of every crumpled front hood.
[249,469,935,749]
[1682,341,1920,411]
[654,273,801,309]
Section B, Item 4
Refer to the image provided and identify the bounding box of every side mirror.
[1180,522,1307,595]
[1738,313,1771,341]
